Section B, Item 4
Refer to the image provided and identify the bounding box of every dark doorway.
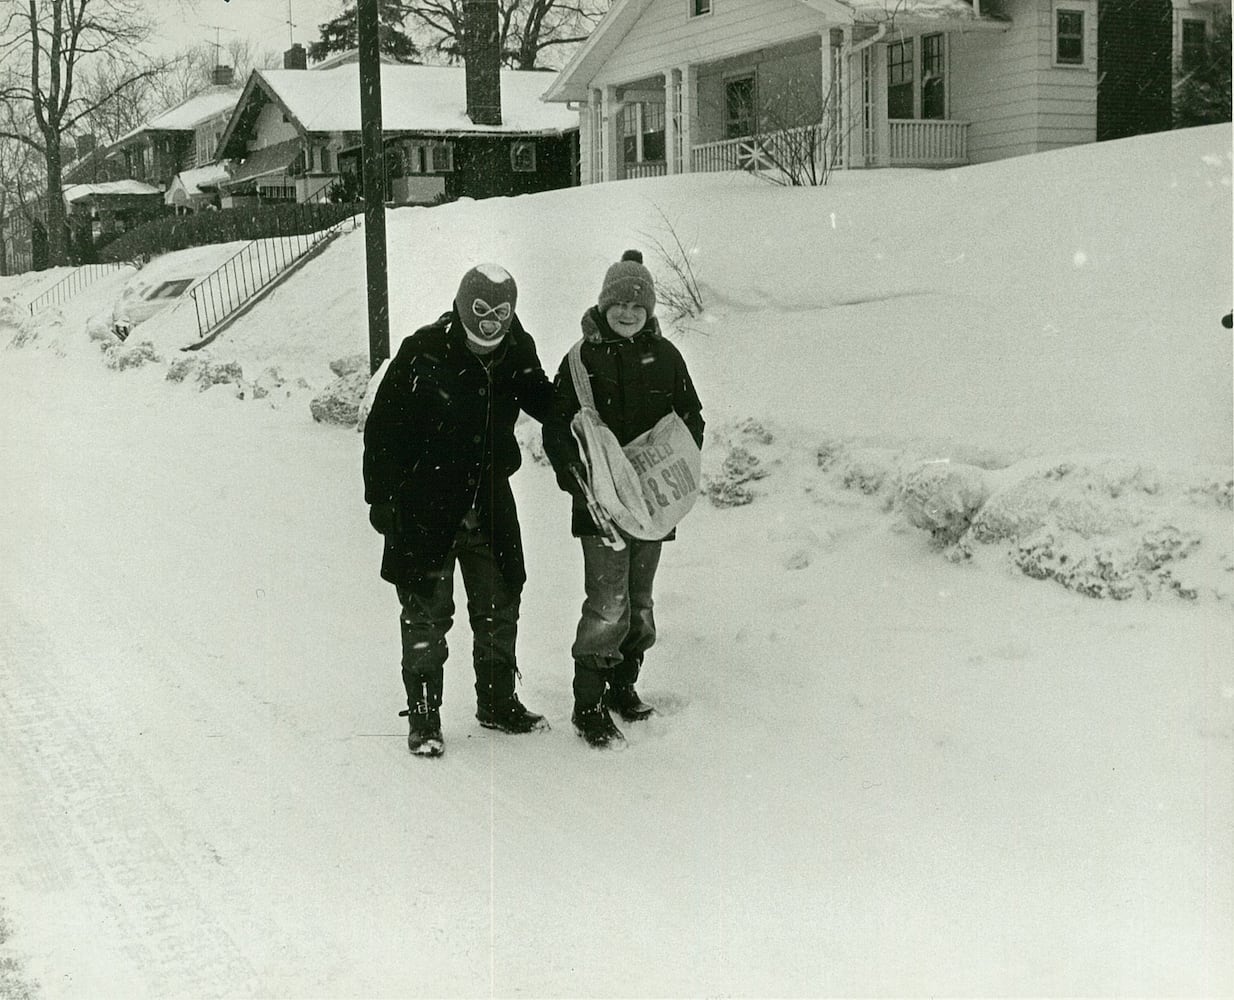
[1097,0,1174,141]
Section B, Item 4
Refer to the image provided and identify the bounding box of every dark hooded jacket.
[542,307,705,538]
[363,308,553,591]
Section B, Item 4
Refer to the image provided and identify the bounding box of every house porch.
[580,27,986,184]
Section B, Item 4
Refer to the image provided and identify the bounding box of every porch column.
[600,85,622,182]
[679,64,697,173]
[664,70,679,174]
[584,90,601,184]
[834,26,853,169]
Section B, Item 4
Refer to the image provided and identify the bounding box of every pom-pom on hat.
[597,249,656,316]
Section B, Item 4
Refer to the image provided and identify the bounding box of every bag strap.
[567,340,597,412]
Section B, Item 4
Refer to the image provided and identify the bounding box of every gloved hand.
[369,501,401,535]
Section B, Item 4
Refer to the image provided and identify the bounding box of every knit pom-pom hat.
[597,249,656,316]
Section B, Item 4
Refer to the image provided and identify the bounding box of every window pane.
[1182,19,1207,72]
[889,39,913,86]
[725,77,755,138]
[1057,10,1084,64]
[922,34,944,76]
[888,83,913,119]
[888,39,914,117]
[693,0,710,14]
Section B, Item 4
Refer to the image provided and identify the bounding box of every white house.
[543,0,1228,182]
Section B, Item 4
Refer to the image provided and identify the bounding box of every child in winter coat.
[543,250,705,749]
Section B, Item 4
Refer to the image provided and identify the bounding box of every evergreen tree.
[309,1,423,64]
[1174,8,1232,129]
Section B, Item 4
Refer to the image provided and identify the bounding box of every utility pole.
[358,0,390,374]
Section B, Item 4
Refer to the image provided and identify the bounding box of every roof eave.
[542,0,656,102]
[216,70,309,161]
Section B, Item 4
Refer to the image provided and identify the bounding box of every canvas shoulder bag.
[567,340,701,541]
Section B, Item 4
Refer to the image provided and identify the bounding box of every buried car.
[112,276,199,340]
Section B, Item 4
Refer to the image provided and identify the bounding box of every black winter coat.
[363,309,553,591]
[542,308,705,538]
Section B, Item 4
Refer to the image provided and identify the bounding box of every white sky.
[141,0,348,60]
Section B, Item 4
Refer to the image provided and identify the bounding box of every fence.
[189,205,355,338]
[26,261,134,315]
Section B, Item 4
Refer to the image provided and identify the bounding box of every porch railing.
[625,161,667,180]
[27,261,134,315]
[887,119,969,165]
[690,122,844,176]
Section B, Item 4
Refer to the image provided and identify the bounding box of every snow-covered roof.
[545,0,1007,102]
[63,180,161,203]
[115,86,243,145]
[169,164,230,195]
[254,64,577,135]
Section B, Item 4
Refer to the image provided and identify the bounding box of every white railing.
[625,161,667,179]
[690,122,845,176]
[887,119,969,165]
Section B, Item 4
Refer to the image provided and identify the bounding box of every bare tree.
[153,38,279,108]
[504,0,598,70]
[0,134,43,272]
[402,0,601,69]
[747,74,850,187]
[0,0,160,267]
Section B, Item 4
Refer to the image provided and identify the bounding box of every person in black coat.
[542,250,704,749]
[363,264,554,756]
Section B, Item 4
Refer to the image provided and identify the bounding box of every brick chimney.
[283,43,308,70]
[76,134,96,157]
[211,64,235,85]
[462,0,502,126]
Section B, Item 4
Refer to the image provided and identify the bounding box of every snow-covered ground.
[0,124,1231,998]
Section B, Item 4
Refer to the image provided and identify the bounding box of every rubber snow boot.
[476,664,548,733]
[572,704,625,749]
[604,684,654,723]
[571,661,624,748]
[400,680,443,757]
[477,694,549,734]
[603,658,654,722]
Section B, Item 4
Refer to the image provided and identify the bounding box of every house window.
[1056,9,1085,65]
[621,105,638,162]
[921,33,945,120]
[642,102,666,161]
[429,142,454,172]
[620,103,667,163]
[887,39,914,119]
[691,0,711,16]
[259,183,296,201]
[404,141,455,174]
[511,141,537,172]
[724,76,755,139]
[1181,19,1207,73]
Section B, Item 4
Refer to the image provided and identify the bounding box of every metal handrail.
[189,196,358,338]
[27,261,133,315]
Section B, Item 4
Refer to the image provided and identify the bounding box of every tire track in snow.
[0,589,263,999]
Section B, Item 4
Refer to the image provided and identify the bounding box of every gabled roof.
[113,86,243,147]
[217,63,577,158]
[544,0,1006,102]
